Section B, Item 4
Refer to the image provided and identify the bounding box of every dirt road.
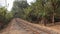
[0,18,60,34]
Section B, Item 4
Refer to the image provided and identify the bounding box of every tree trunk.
[51,0,56,24]
[50,13,55,25]
[52,14,55,24]
[41,17,46,26]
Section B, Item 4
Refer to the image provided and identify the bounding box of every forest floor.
[0,18,60,34]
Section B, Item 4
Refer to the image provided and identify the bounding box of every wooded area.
[12,0,60,26]
[0,0,60,29]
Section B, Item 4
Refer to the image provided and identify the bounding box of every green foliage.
[5,11,13,21]
[0,7,13,30]
[11,0,60,24]
[24,0,45,22]
[23,0,60,24]
[0,7,13,22]
[12,0,29,18]
[0,7,7,21]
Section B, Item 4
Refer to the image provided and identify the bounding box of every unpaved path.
[0,19,33,34]
[0,18,60,34]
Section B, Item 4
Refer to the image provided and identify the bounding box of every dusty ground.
[48,22,60,31]
[0,18,60,34]
[34,22,60,32]
[0,19,33,34]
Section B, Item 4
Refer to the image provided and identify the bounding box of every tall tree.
[12,0,29,18]
[50,0,60,24]
[25,0,60,25]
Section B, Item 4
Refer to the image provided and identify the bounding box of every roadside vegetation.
[12,0,60,26]
[0,7,13,30]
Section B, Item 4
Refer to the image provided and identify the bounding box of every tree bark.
[41,17,47,26]
[52,14,55,24]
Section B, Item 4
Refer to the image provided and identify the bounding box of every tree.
[50,0,60,24]
[0,7,7,22]
[24,0,60,25]
[12,0,29,19]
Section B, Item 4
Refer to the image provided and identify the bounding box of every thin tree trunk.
[52,14,55,24]
[51,0,56,24]
[41,17,46,26]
